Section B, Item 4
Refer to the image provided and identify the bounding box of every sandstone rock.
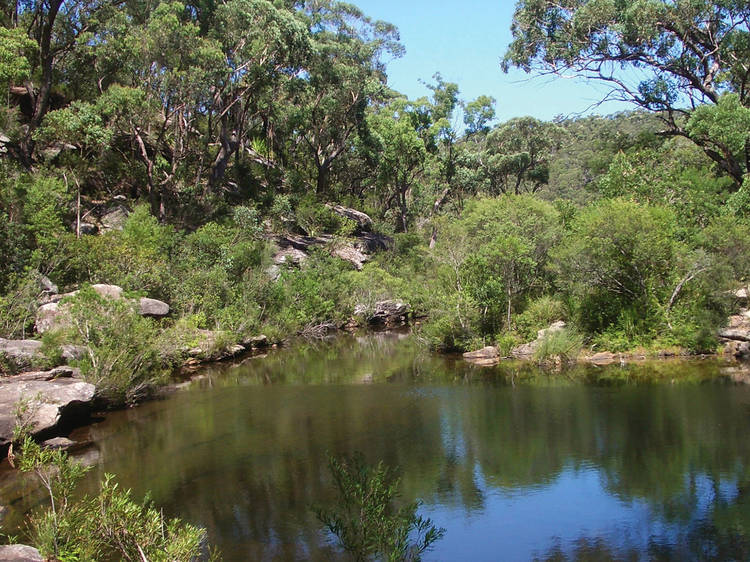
[35,302,65,334]
[511,321,567,359]
[326,204,373,232]
[0,339,44,373]
[0,545,43,562]
[35,273,58,295]
[139,297,170,317]
[354,300,410,327]
[241,335,268,348]
[99,204,129,232]
[61,345,85,362]
[355,232,393,253]
[78,222,98,235]
[588,352,618,365]
[11,366,77,382]
[537,320,566,339]
[42,436,76,450]
[91,283,123,300]
[333,244,368,270]
[463,346,499,360]
[273,247,308,266]
[0,378,95,447]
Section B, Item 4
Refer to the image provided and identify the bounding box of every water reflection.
[4,334,750,560]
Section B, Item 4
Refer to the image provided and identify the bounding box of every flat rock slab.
[463,346,499,360]
[0,545,43,561]
[0,378,95,447]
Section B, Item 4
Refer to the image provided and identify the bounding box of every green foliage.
[17,437,209,561]
[315,453,444,562]
[515,296,568,341]
[0,27,35,86]
[553,198,679,335]
[533,328,583,363]
[65,286,170,406]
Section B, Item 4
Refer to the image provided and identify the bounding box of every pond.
[5,333,750,560]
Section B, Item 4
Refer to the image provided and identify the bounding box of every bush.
[17,437,211,561]
[65,286,171,406]
[315,453,444,562]
[533,328,583,363]
[515,296,568,341]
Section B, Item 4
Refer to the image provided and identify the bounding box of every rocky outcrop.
[511,321,567,359]
[0,339,45,374]
[720,309,750,359]
[99,204,129,232]
[0,376,96,448]
[462,346,500,367]
[354,300,410,327]
[270,231,393,275]
[326,204,373,232]
[0,545,43,562]
[36,285,170,334]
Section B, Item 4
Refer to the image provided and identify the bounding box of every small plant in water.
[315,452,445,561]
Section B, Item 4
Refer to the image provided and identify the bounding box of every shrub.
[533,328,583,363]
[515,296,568,341]
[16,437,210,561]
[65,286,171,406]
[315,453,444,562]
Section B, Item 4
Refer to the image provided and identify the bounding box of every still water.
[11,333,750,560]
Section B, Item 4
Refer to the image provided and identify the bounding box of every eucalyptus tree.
[290,0,402,195]
[503,0,750,189]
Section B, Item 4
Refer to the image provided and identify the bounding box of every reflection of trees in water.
[70,337,750,558]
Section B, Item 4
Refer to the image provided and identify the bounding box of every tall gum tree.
[503,0,750,189]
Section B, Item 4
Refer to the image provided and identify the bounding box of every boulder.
[99,204,129,232]
[186,330,246,362]
[273,247,308,266]
[41,436,76,450]
[35,273,58,295]
[0,377,96,447]
[0,545,43,562]
[61,345,85,362]
[37,285,170,333]
[463,346,501,367]
[355,232,393,253]
[333,244,368,270]
[91,283,123,300]
[326,204,373,232]
[139,297,170,317]
[511,321,567,359]
[588,351,618,365]
[463,346,499,360]
[78,222,98,235]
[241,335,268,348]
[0,339,44,374]
[36,302,66,334]
[355,300,410,327]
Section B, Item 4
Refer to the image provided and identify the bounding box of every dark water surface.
[7,333,750,560]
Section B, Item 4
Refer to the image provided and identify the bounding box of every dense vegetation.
[1,0,749,376]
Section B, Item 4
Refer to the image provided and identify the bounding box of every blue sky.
[353,0,632,123]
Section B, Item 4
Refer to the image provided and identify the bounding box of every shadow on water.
[3,333,750,560]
